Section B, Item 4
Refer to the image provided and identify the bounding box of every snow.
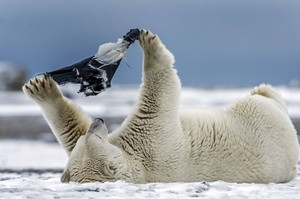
[1,86,300,117]
[0,140,299,199]
[0,141,67,170]
[0,86,300,198]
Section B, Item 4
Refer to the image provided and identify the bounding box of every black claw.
[35,78,39,83]
[145,30,149,35]
[29,80,33,85]
[44,73,49,80]
[33,83,39,92]
[25,85,34,95]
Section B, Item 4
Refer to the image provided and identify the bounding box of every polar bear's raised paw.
[139,29,175,70]
[139,29,160,53]
[23,74,63,104]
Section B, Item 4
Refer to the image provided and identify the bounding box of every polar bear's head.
[61,118,130,183]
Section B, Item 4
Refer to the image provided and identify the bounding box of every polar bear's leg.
[23,75,92,155]
[137,29,181,117]
[251,83,287,112]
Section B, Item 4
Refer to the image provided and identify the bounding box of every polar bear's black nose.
[89,118,105,130]
[95,118,104,123]
[87,118,107,135]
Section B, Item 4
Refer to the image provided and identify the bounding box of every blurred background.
[0,0,299,141]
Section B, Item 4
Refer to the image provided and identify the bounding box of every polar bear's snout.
[87,118,108,137]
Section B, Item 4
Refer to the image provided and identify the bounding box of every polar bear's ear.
[87,118,108,138]
[61,169,70,183]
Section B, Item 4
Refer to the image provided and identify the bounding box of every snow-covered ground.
[0,86,300,198]
[0,140,299,199]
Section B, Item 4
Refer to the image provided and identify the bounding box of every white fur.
[23,29,299,184]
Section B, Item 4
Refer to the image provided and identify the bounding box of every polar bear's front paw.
[23,75,63,104]
[139,29,160,54]
[139,29,175,68]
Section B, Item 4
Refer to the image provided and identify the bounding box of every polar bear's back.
[227,94,298,157]
[229,95,299,180]
[179,94,299,183]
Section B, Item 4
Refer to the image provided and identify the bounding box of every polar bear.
[23,29,299,184]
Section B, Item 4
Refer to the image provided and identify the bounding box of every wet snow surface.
[0,140,299,199]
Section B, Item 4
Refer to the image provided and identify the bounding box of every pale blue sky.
[0,0,299,87]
